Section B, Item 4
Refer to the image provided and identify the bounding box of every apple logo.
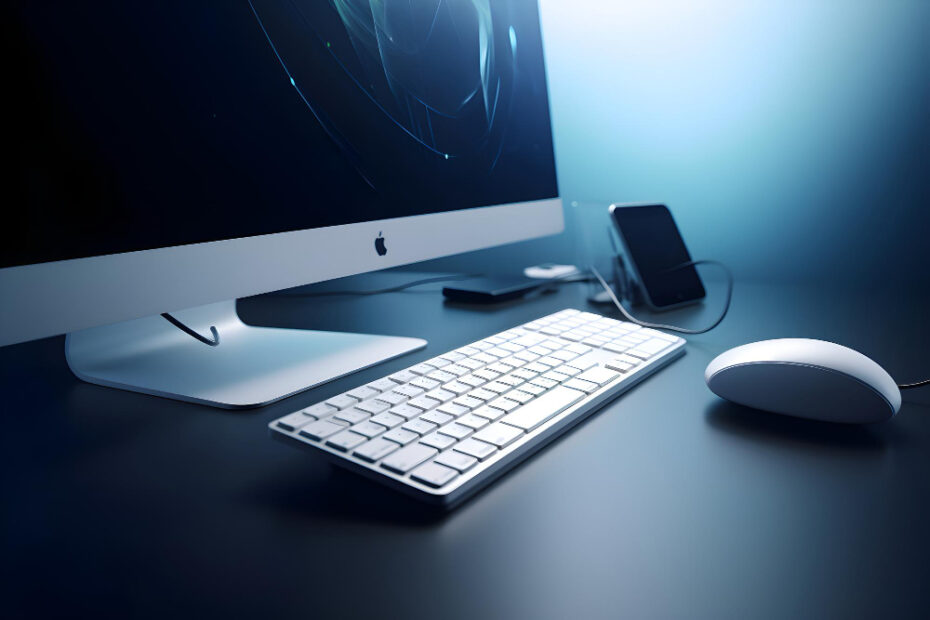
[374,231,387,256]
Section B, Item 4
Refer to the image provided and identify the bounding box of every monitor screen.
[2,0,558,269]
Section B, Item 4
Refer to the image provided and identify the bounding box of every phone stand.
[588,253,645,307]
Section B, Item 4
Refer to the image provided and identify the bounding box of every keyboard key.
[453,395,484,410]
[304,402,337,418]
[473,369,501,381]
[354,438,400,462]
[376,391,407,406]
[550,349,577,362]
[567,352,603,371]
[346,386,379,401]
[499,386,585,431]
[421,410,454,426]
[326,430,367,452]
[506,390,535,404]
[520,383,546,396]
[381,444,438,474]
[468,388,497,401]
[437,403,469,417]
[511,368,539,381]
[389,369,418,383]
[388,404,421,420]
[299,419,347,441]
[457,358,484,370]
[514,351,540,363]
[392,385,424,399]
[529,377,558,390]
[454,438,497,460]
[409,363,438,375]
[542,371,569,383]
[408,395,440,411]
[512,333,545,347]
[402,418,437,435]
[434,451,478,473]
[437,422,472,440]
[524,362,550,373]
[426,370,457,384]
[276,411,315,431]
[488,397,520,413]
[383,428,419,445]
[457,413,490,430]
[497,375,524,387]
[411,462,459,488]
[565,343,591,355]
[444,381,473,394]
[369,412,406,428]
[456,346,480,356]
[444,364,471,377]
[420,432,457,450]
[555,365,581,377]
[626,348,655,360]
[351,421,387,438]
[426,356,451,368]
[603,342,629,354]
[420,432,455,450]
[425,388,456,403]
[333,408,369,425]
[440,351,466,362]
[325,394,359,410]
[410,376,441,391]
[457,375,486,388]
[486,363,512,375]
[577,367,620,386]
[605,359,635,373]
[355,400,391,415]
[472,422,523,448]
[471,352,497,364]
[366,377,398,393]
[482,381,511,394]
[564,378,599,394]
[498,356,525,368]
[472,405,506,421]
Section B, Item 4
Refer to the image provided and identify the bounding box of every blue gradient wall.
[428,0,930,286]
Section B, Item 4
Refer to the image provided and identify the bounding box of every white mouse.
[705,338,901,424]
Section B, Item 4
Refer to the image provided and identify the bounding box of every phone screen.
[610,204,705,308]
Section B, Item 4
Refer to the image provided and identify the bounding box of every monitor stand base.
[65,300,427,409]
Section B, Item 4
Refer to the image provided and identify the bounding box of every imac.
[0,0,562,408]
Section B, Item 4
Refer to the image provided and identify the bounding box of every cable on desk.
[898,378,930,390]
[590,260,734,334]
[276,273,485,297]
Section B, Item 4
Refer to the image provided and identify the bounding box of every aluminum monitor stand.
[65,300,426,409]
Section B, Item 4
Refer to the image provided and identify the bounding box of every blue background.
[429,0,930,288]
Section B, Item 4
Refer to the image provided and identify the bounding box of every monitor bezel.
[0,198,563,346]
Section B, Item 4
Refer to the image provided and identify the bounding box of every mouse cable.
[590,260,734,335]
[898,378,930,390]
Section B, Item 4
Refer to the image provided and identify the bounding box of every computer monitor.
[0,0,562,408]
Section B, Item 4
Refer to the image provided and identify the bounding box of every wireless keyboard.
[270,309,685,507]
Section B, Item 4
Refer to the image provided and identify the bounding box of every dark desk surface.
[3,272,930,619]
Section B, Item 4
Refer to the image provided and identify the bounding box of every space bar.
[500,386,585,431]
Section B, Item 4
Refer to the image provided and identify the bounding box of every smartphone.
[609,203,705,310]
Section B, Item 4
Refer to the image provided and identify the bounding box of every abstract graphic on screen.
[249,0,522,189]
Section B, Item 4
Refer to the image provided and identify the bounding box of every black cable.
[590,260,734,334]
[899,378,930,390]
[277,273,486,297]
[161,313,220,346]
